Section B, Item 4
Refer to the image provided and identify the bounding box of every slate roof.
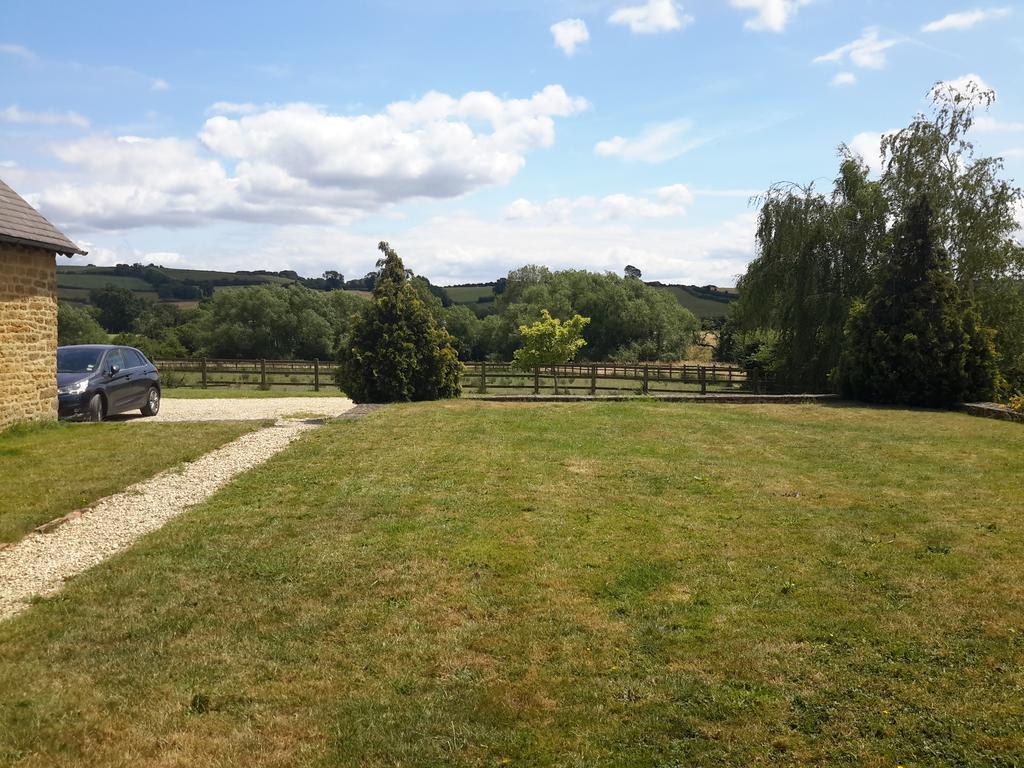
[0,178,86,256]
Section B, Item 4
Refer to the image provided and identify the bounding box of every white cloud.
[551,18,590,56]
[130,210,757,286]
[847,130,900,175]
[975,116,1024,132]
[813,27,899,69]
[206,101,264,116]
[0,43,35,61]
[0,105,90,128]
[729,0,813,33]
[151,78,171,91]
[595,119,706,163]
[31,86,589,230]
[831,71,857,87]
[608,0,692,34]
[940,73,995,98]
[922,7,1011,32]
[505,184,695,223]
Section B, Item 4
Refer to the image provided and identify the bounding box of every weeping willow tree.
[731,156,887,389]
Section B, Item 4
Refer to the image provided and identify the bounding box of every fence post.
[699,366,707,395]
[590,364,597,396]
[479,361,487,394]
[642,364,649,395]
[201,358,208,389]
[534,367,540,395]
[314,358,320,392]
[260,359,268,390]
[750,367,759,394]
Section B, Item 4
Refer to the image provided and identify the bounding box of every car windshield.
[57,348,104,374]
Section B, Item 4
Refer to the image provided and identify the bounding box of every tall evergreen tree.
[336,242,462,403]
[839,196,998,406]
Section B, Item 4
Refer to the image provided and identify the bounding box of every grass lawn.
[1,402,1022,766]
[0,420,264,544]
[162,387,349,399]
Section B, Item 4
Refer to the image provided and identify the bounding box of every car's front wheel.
[141,386,160,417]
[86,393,105,422]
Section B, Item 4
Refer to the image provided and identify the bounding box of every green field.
[56,273,155,291]
[0,420,263,544]
[658,285,734,318]
[445,284,496,303]
[1,401,1021,766]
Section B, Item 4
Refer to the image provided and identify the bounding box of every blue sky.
[2,0,1023,285]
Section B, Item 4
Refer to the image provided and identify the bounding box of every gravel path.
[116,396,355,422]
[0,419,320,620]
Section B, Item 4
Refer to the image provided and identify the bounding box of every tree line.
[58,264,699,365]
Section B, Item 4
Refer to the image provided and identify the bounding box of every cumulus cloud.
[505,184,695,223]
[551,18,589,56]
[129,210,757,286]
[729,0,813,33]
[846,130,900,175]
[831,71,857,87]
[940,73,995,98]
[595,119,706,163]
[813,27,899,69]
[922,7,1011,32]
[0,105,89,128]
[31,85,588,230]
[608,0,692,34]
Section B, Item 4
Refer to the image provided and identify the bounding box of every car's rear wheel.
[86,393,105,422]
[141,386,160,417]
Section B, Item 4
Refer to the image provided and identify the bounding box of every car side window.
[124,349,146,368]
[106,349,126,372]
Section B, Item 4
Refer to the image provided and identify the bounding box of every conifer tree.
[336,242,462,402]
[839,196,998,406]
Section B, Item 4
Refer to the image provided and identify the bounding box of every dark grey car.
[57,345,161,421]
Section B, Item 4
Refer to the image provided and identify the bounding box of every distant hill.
[58,264,737,318]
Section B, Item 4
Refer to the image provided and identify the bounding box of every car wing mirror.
[109,364,121,376]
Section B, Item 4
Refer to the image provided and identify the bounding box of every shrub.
[336,242,462,403]
[1010,395,1024,413]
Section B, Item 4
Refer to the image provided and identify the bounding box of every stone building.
[0,179,86,430]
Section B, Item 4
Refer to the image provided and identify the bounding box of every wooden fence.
[462,362,762,395]
[155,358,329,390]
[154,358,770,395]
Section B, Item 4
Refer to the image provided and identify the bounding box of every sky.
[2,0,1023,286]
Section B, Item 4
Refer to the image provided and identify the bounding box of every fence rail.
[155,358,328,390]
[153,358,775,395]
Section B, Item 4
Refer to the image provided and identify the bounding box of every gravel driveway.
[121,396,355,422]
[0,418,321,620]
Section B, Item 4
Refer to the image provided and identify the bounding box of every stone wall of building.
[0,243,58,430]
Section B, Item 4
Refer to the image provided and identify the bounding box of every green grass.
[0,420,263,544]
[163,388,349,399]
[56,273,155,291]
[445,284,496,304]
[657,285,734,318]
[1,402,1022,766]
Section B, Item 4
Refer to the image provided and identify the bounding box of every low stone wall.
[959,402,1024,424]
[470,393,839,404]
[0,244,58,430]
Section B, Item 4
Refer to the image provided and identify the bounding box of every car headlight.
[58,379,89,395]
